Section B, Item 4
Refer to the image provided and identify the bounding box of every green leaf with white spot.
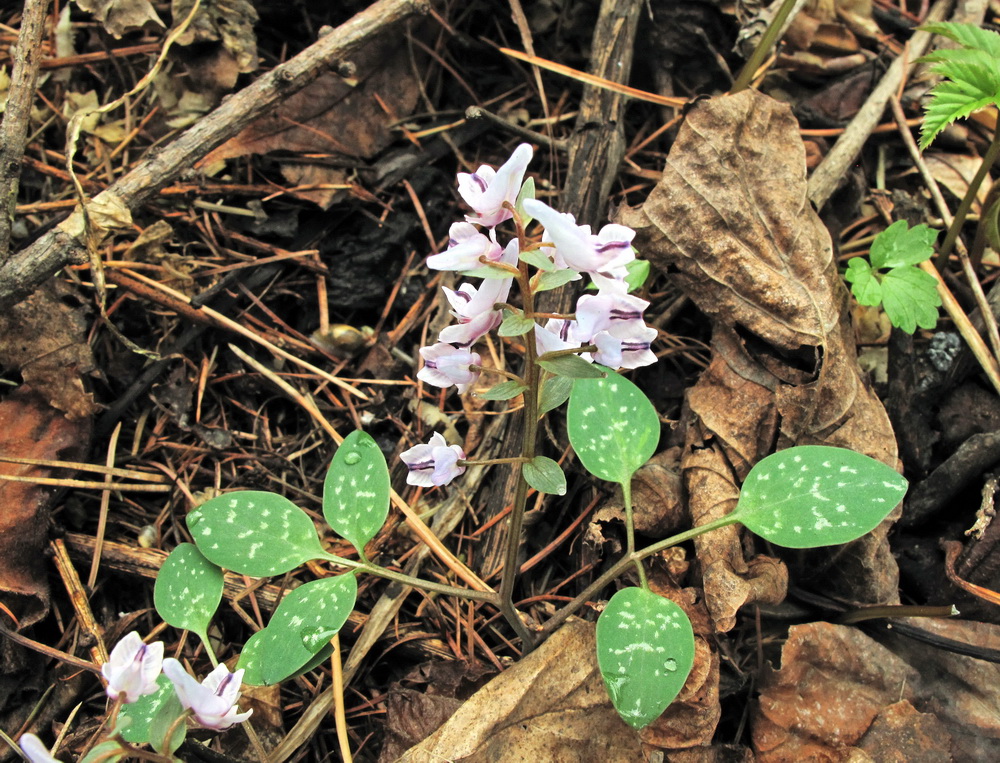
[154,543,224,650]
[80,741,125,763]
[188,491,325,577]
[597,587,695,730]
[238,629,335,686]
[119,674,175,744]
[257,575,358,685]
[498,310,536,337]
[522,456,566,495]
[567,369,660,484]
[731,445,908,549]
[323,430,390,555]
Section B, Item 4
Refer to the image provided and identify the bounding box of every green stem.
[321,554,498,604]
[621,479,647,588]
[538,514,739,639]
[732,0,801,92]
[469,364,525,384]
[936,125,1000,270]
[460,456,528,467]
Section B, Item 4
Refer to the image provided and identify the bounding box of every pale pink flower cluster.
[100,632,251,731]
[403,144,658,487]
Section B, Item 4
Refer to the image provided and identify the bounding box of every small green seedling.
[844,220,941,333]
[918,22,1000,150]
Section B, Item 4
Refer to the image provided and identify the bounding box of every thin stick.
[331,635,353,763]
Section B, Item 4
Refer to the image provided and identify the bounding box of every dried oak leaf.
[202,22,425,208]
[396,619,644,762]
[0,387,92,629]
[616,90,900,630]
[594,448,686,537]
[0,282,97,419]
[74,0,164,38]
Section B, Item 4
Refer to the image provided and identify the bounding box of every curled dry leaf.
[616,90,900,630]
[397,619,644,762]
[753,619,1000,760]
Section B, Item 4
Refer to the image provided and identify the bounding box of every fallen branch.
[0,0,428,308]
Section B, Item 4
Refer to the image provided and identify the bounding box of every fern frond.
[920,82,997,149]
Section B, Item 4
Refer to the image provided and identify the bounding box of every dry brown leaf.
[753,619,1000,761]
[397,619,644,762]
[74,0,164,38]
[924,153,990,215]
[0,387,92,629]
[617,90,900,631]
[0,282,97,419]
[201,23,425,208]
[593,448,685,537]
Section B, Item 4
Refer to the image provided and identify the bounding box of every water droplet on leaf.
[187,511,203,528]
[664,658,677,672]
[344,451,362,465]
[300,626,337,652]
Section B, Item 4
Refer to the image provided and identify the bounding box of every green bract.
[844,220,940,333]
[596,587,695,730]
[732,445,908,548]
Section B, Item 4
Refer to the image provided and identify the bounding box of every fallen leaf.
[924,154,990,215]
[0,282,98,419]
[617,90,901,630]
[397,619,644,762]
[74,0,164,39]
[0,387,92,629]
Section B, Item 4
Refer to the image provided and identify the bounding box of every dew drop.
[664,658,677,672]
[187,510,203,528]
[300,626,337,652]
[344,451,362,465]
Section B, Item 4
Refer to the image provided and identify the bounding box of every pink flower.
[572,291,650,343]
[437,240,517,346]
[400,432,466,487]
[534,318,582,357]
[427,223,503,271]
[521,199,635,275]
[162,659,252,731]
[101,632,164,704]
[457,143,533,227]
[418,343,481,393]
[18,735,60,763]
[591,325,659,370]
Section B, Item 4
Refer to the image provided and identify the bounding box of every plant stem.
[323,555,498,603]
[936,124,1000,270]
[330,635,353,763]
[496,254,542,651]
[732,0,802,93]
[621,479,647,588]
[460,456,528,466]
[469,364,525,383]
[538,514,739,639]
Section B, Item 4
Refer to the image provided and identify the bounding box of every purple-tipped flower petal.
[400,432,466,487]
[162,659,252,731]
[427,223,503,271]
[572,291,650,344]
[418,343,481,393]
[101,632,164,704]
[591,325,658,370]
[18,735,60,763]
[457,144,533,227]
[522,199,636,274]
[534,318,583,357]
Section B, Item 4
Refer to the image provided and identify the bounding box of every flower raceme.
[457,143,533,227]
[161,659,253,730]
[102,631,164,703]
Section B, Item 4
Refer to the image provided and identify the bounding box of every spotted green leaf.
[238,629,334,686]
[522,455,566,495]
[323,430,390,556]
[154,543,223,650]
[597,587,695,730]
[732,445,908,549]
[188,491,325,577]
[119,674,174,744]
[257,575,358,685]
[149,682,186,756]
[567,369,660,484]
